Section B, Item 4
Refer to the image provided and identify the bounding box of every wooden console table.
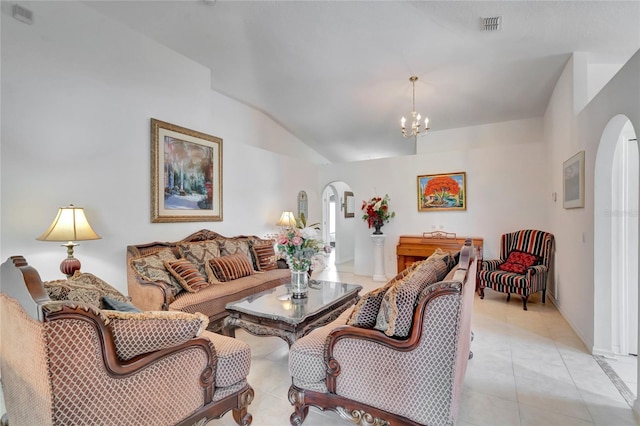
[396,232,483,279]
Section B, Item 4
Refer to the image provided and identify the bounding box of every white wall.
[0,1,326,295]
[319,118,549,279]
[323,181,355,266]
[544,50,640,355]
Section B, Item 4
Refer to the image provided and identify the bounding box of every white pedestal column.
[370,234,387,282]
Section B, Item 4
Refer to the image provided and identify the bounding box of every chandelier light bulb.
[401,116,406,126]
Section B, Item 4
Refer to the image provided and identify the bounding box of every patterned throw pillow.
[348,264,418,328]
[374,262,440,337]
[424,248,456,280]
[44,272,130,309]
[250,239,277,272]
[129,249,183,297]
[177,240,221,276]
[206,253,255,282]
[498,250,540,274]
[218,238,255,270]
[164,259,210,293]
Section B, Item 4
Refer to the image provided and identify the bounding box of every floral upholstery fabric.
[347,264,417,328]
[103,310,209,361]
[177,240,222,276]
[218,237,254,270]
[129,249,183,298]
[44,272,130,310]
[164,259,210,293]
[374,261,440,337]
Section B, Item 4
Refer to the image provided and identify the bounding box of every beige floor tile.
[518,402,594,426]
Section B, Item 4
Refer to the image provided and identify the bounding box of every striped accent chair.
[478,229,554,310]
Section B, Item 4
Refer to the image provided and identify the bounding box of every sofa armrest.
[481,259,503,271]
[526,264,548,276]
[127,274,172,311]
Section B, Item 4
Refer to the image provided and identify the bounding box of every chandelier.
[401,76,429,139]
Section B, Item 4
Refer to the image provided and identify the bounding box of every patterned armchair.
[477,229,555,310]
[287,241,477,426]
[0,256,254,426]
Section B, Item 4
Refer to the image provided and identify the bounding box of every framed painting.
[344,191,355,218]
[151,118,223,223]
[417,172,466,212]
[563,150,584,209]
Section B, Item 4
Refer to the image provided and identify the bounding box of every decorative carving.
[336,407,390,426]
[288,387,308,425]
[422,230,456,239]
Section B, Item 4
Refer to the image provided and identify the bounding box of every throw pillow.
[164,259,210,293]
[129,249,183,297]
[374,261,439,337]
[177,240,221,276]
[498,250,540,274]
[69,271,130,304]
[102,295,142,313]
[44,278,104,308]
[218,237,255,270]
[250,239,277,272]
[206,253,255,282]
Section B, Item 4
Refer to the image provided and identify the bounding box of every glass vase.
[291,269,309,298]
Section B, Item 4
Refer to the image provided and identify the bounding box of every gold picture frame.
[563,150,585,209]
[417,172,466,212]
[344,191,355,218]
[151,118,223,223]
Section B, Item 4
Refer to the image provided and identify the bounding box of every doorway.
[322,182,355,272]
[594,115,639,362]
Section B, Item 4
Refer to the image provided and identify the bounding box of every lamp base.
[60,256,81,278]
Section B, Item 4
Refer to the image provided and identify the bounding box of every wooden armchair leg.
[542,289,546,303]
[232,387,254,426]
[288,387,309,426]
[522,295,528,311]
[506,293,511,301]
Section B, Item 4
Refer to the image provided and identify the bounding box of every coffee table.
[223,280,362,347]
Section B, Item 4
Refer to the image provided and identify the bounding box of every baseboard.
[547,294,596,354]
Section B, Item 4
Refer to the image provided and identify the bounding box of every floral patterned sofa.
[287,240,477,426]
[127,229,291,332]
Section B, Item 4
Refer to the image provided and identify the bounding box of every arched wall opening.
[594,115,639,360]
[321,181,355,271]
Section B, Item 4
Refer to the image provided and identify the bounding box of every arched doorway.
[594,115,639,362]
[322,181,355,272]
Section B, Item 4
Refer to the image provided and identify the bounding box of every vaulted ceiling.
[86,1,640,163]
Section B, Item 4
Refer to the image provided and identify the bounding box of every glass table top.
[225,280,362,325]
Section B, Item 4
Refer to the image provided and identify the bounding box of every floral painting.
[417,172,466,211]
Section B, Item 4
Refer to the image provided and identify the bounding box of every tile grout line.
[593,355,635,407]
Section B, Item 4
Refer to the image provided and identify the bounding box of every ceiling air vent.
[12,4,34,25]
[481,16,501,31]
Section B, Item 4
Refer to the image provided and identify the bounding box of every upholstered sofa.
[0,256,255,426]
[127,229,291,332]
[287,240,476,426]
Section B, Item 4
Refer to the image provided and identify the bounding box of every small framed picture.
[563,150,585,209]
[344,191,355,218]
[417,172,466,212]
[151,118,223,223]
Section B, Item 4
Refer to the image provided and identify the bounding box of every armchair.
[0,256,254,426]
[287,241,477,425]
[477,229,555,310]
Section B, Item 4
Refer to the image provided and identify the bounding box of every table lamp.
[276,211,297,228]
[37,204,101,277]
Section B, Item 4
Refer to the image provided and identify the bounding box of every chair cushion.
[250,239,278,271]
[129,249,183,298]
[206,254,255,282]
[164,259,211,293]
[374,261,440,337]
[477,269,529,290]
[178,240,222,276]
[498,250,540,274]
[201,330,252,387]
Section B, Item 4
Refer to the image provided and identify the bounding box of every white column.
[370,234,387,282]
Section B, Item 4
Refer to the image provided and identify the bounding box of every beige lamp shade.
[37,205,101,242]
[37,205,101,277]
[276,211,297,228]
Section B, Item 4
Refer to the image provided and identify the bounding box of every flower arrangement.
[276,214,326,272]
[361,194,395,229]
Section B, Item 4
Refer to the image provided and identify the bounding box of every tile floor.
[209,265,640,426]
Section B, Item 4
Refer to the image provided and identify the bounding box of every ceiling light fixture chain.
[401,75,429,139]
